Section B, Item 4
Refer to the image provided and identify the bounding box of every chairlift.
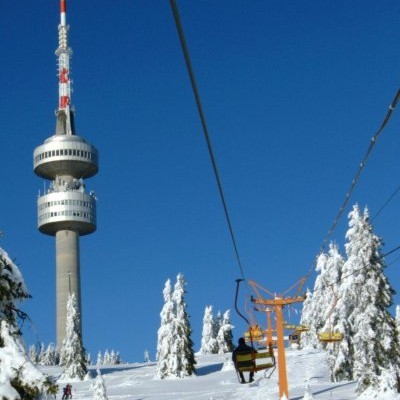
[234,279,276,379]
[284,323,310,332]
[244,325,264,343]
[234,342,275,375]
[318,331,344,342]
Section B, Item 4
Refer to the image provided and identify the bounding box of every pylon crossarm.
[280,275,307,298]
[248,279,276,299]
[253,296,305,307]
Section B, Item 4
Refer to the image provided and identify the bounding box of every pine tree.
[41,343,58,366]
[37,342,46,365]
[28,344,38,364]
[115,351,121,364]
[171,273,196,377]
[316,244,349,381]
[396,306,400,339]
[0,247,57,399]
[199,306,217,354]
[300,289,314,348]
[156,279,176,378]
[216,309,234,354]
[97,351,103,366]
[144,349,150,363]
[213,311,222,352]
[334,205,400,392]
[91,369,108,400]
[103,349,111,365]
[156,274,196,379]
[307,251,330,350]
[110,350,117,365]
[300,246,342,350]
[59,292,87,381]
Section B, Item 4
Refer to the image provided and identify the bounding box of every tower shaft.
[56,230,82,346]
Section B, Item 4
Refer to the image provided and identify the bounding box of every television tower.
[33,0,98,347]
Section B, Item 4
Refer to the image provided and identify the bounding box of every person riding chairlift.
[232,337,257,383]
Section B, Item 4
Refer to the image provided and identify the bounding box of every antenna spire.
[56,0,73,134]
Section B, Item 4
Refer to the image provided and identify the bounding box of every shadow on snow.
[196,363,224,376]
[290,381,355,400]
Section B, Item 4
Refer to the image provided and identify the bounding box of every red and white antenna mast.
[55,0,73,134]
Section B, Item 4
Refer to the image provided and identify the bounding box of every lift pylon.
[248,278,306,400]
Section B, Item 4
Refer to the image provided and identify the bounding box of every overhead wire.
[170,0,400,297]
[302,87,400,314]
[372,183,400,221]
[318,89,400,260]
[387,254,400,267]
[169,0,246,281]
[309,242,400,297]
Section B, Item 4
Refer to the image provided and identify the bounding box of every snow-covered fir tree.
[300,245,343,350]
[300,288,314,347]
[110,350,117,365]
[171,273,196,377]
[339,205,400,393]
[103,349,111,365]
[316,245,348,380]
[0,247,57,399]
[37,342,46,365]
[59,292,87,380]
[91,369,108,400]
[216,309,234,354]
[300,205,400,394]
[144,349,150,363]
[97,351,103,366]
[156,274,196,378]
[199,305,218,354]
[213,311,222,345]
[86,352,92,365]
[396,305,400,332]
[28,344,38,364]
[41,343,58,366]
[115,351,121,364]
[156,279,176,378]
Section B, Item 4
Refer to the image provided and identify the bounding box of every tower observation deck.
[33,0,98,347]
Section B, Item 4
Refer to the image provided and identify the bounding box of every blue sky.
[1,0,400,362]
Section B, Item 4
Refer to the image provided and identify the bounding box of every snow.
[38,348,395,400]
[0,321,50,399]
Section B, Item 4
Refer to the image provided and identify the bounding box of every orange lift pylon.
[248,277,306,400]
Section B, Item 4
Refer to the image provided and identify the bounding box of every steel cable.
[170,0,246,281]
[315,88,400,270]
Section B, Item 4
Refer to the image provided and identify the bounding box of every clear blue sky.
[1,0,400,362]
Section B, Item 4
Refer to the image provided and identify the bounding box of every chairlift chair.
[234,343,276,375]
[234,279,276,380]
[318,331,343,343]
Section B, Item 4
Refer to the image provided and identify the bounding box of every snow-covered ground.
[42,348,362,400]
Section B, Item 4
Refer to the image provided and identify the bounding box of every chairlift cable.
[310,242,400,296]
[317,88,400,266]
[371,183,400,221]
[170,0,246,281]
[170,0,400,291]
[387,254,400,267]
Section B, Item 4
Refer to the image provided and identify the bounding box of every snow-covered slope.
[41,348,366,399]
